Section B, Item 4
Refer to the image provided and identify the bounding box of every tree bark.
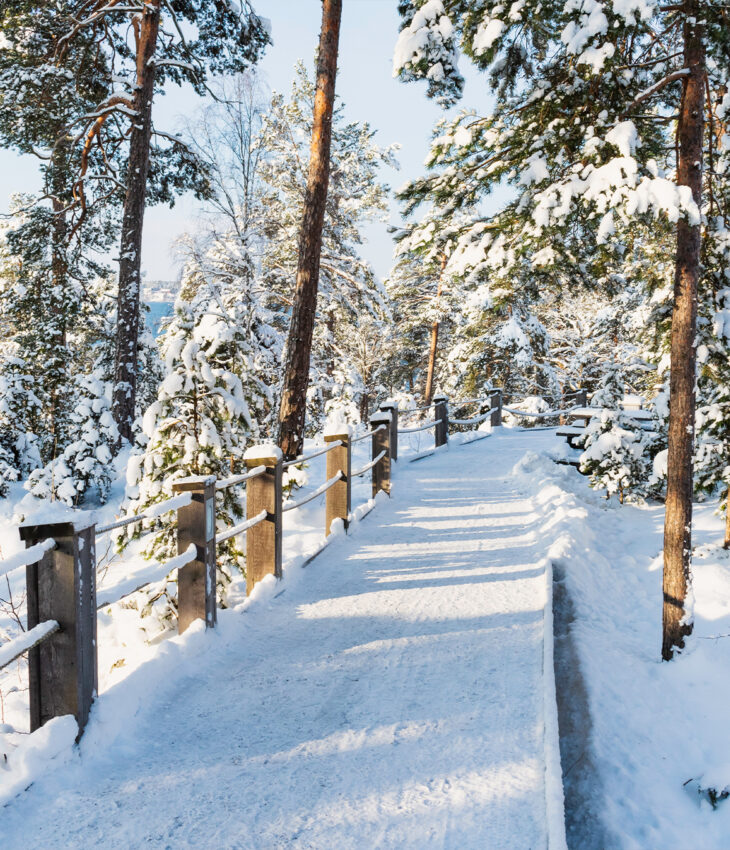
[277,0,342,460]
[724,487,730,549]
[662,6,705,661]
[112,0,161,443]
[423,254,447,406]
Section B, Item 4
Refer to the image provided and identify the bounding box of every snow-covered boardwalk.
[2,432,564,849]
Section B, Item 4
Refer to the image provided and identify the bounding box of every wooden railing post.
[379,400,399,461]
[370,411,392,496]
[325,428,351,534]
[244,446,283,595]
[490,389,503,426]
[173,476,217,633]
[575,387,587,407]
[434,395,448,447]
[19,518,97,736]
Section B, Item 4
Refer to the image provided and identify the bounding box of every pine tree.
[122,268,271,626]
[258,61,397,434]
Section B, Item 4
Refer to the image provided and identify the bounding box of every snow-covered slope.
[1,430,565,849]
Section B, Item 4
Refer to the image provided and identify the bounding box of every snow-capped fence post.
[173,476,217,633]
[325,429,351,534]
[434,396,448,447]
[490,389,503,426]
[370,411,391,497]
[19,517,97,736]
[380,400,399,461]
[244,446,283,594]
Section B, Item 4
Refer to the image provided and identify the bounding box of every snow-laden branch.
[621,69,691,116]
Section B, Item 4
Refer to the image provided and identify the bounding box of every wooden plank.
[380,402,399,461]
[174,477,217,633]
[325,432,351,534]
[370,413,391,497]
[20,519,97,736]
[245,454,282,595]
[433,396,448,447]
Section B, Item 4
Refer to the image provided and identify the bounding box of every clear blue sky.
[0,0,491,281]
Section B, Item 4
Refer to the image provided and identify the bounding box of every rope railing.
[452,395,493,406]
[502,404,579,418]
[398,403,433,414]
[282,440,343,470]
[96,491,194,535]
[401,418,441,434]
[352,450,386,478]
[351,424,385,444]
[216,510,268,544]
[450,408,497,426]
[96,543,197,610]
[0,620,60,671]
[217,465,266,490]
[0,538,56,580]
[282,472,343,513]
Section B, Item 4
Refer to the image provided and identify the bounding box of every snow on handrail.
[450,408,497,426]
[0,620,59,670]
[281,472,343,513]
[96,491,194,536]
[216,510,268,544]
[352,450,386,478]
[502,405,578,418]
[351,424,385,444]
[0,538,56,580]
[96,543,197,610]
[282,441,343,470]
[401,418,441,434]
[452,395,493,406]
[217,465,266,490]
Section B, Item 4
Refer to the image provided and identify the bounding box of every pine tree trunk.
[424,254,446,406]
[662,8,705,661]
[112,0,161,443]
[48,170,69,454]
[277,0,342,460]
[724,487,730,549]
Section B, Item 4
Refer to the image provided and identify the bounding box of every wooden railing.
[0,386,582,738]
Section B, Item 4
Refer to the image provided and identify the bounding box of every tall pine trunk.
[423,254,446,405]
[277,0,342,460]
[112,0,161,442]
[662,7,705,660]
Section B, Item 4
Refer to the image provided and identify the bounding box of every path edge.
[544,556,569,849]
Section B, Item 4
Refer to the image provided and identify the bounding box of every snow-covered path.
[2,431,564,849]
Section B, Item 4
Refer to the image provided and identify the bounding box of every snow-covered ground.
[2,427,730,847]
[0,428,566,848]
[516,449,730,848]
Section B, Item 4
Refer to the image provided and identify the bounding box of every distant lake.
[146,301,174,337]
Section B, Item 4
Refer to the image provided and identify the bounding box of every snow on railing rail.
[398,403,434,413]
[217,465,266,490]
[96,492,193,535]
[450,408,497,426]
[452,395,493,406]
[352,450,386,478]
[502,405,578,418]
[351,424,385,444]
[401,418,441,434]
[281,472,343,513]
[96,544,197,610]
[0,538,56,580]
[282,440,343,470]
[216,510,268,544]
[0,620,60,670]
